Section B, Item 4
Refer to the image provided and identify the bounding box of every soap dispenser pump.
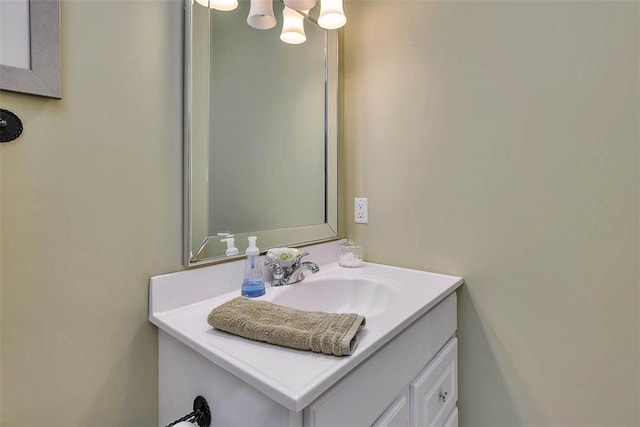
[241,236,265,298]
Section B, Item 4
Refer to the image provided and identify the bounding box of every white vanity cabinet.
[151,253,463,427]
[158,292,459,427]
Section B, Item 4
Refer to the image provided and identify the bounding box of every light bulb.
[318,0,346,30]
[194,0,238,11]
[280,7,308,44]
[284,0,316,10]
[247,0,277,30]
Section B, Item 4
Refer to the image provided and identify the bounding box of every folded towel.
[207,297,366,356]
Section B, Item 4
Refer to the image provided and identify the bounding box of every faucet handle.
[265,259,285,283]
[293,251,310,267]
[265,259,283,272]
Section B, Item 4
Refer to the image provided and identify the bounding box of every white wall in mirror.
[209,1,325,235]
[0,0,31,69]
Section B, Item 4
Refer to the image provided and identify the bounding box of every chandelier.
[194,0,347,44]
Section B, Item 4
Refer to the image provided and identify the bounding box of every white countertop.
[150,254,463,412]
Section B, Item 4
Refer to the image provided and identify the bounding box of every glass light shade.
[210,0,238,11]
[280,7,307,44]
[247,0,277,30]
[318,0,346,30]
[283,0,316,10]
[194,0,238,10]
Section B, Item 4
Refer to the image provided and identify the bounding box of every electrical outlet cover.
[355,198,368,224]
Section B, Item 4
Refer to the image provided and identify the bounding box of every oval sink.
[268,276,399,317]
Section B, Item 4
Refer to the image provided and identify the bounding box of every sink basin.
[267,276,400,317]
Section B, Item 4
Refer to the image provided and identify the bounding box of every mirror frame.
[0,0,62,99]
[183,0,339,268]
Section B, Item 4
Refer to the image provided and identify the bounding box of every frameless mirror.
[184,0,339,267]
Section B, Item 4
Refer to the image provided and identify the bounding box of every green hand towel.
[207,297,366,357]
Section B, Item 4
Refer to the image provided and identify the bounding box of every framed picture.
[0,0,61,99]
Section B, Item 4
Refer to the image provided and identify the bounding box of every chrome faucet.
[265,251,319,286]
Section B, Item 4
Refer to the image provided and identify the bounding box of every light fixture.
[202,0,347,44]
[284,0,316,10]
[318,0,346,30]
[247,0,277,30]
[280,6,308,44]
[194,0,238,11]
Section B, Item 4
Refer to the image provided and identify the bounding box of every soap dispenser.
[221,237,239,256]
[241,236,265,298]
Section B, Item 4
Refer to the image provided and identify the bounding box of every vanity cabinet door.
[443,407,458,427]
[409,338,457,427]
[371,390,409,427]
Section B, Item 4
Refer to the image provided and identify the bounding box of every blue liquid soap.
[242,279,265,298]
[241,236,265,298]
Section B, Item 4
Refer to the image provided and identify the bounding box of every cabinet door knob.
[439,391,448,403]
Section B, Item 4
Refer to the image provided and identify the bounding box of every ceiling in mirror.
[183,0,340,267]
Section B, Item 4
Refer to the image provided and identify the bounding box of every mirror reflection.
[185,0,339,267]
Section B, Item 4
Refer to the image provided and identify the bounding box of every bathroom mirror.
[184,0,339,267]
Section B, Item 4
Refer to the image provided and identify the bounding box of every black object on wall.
[0,109,23,143]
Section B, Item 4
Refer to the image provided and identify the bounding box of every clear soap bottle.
[241,236,265,298]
